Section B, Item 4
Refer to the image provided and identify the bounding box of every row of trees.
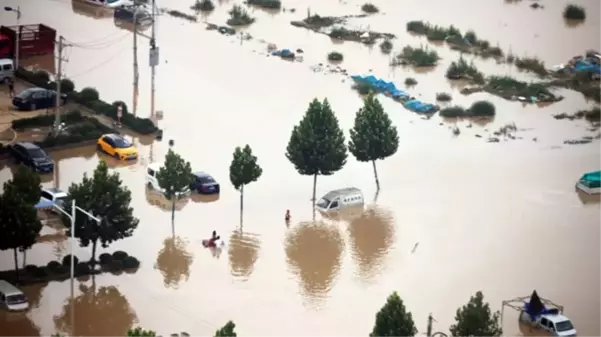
[92,291,500,336]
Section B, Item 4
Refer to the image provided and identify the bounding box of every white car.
[521,311,577,337]
[105,0,134,8]
[40,188,69,210]
[146,163,191,197]
[0,280,29,312]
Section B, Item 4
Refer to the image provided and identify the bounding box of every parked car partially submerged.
[8,142,54,173]
[12,87,66,111]
[190,171,220,194]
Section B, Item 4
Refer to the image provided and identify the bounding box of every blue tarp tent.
[574,60,601,74]
[351,75,364,82]
[350,74,434,112]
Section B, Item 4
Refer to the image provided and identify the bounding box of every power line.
[66,33,130,50]
[66,31,128,49]
[67,47,128,78]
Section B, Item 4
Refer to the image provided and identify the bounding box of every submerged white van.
[0,59,15,84]
[315,187,364,212]
[0,280,29,311]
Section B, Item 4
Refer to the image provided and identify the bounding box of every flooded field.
[0,0,600,335]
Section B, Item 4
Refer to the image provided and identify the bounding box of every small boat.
[575,170,601,194]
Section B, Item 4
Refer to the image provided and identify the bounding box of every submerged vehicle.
[315,187,364,212]
[575,170,600,195]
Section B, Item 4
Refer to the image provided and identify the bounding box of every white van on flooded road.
[315,187,364,212]
[0,280,29,312]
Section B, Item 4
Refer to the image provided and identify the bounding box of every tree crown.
[0,192,41,251]
[3,164,42,205]
[286,98,347,176]
[127,327,157,336]
[449,291,502,336]
[214,321,237,337]
[349,93,399,162]
[229,144,262,190]
[370,291,417,337]
[156,149,194,198]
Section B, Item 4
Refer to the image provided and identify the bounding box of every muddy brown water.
[1,0,600,335]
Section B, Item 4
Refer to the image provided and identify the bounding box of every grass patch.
[361,3,379,13]
[554,107,601,122]
[394,45,439,66]
[514,56,548,76]
[248,0,282,10]
[439,100,496,117]
[405,77,418,86]
[166,9,198,22]
[485,75,555,100]
[191,0,215,11]
[303,14,337,28]
[446,56,485,84]
[563,4,586,20]
[227,4,255,26]
[379,39,393,54]
[328,51,344,62]
[436,92,452,102]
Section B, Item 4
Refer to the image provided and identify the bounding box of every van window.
[540,318,549,327]
[6,293,26,304]
[316,198,330,209]
[41,191,53,201]
[2,64,12,71]
[147,168,155,176]
[329,201,339,209]
[0,293,5,302]
[556,320,574,332]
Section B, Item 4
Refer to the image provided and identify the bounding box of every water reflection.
[154,236,194,288]
[228,229,261,279]
[71,0,114,20]
[576,190,600,205]
[99,155,139,169]
[285,221,344,306]
[190,193,220,204]
[347,206,395,281]
[145,188,190,211]
[53,285,137,336]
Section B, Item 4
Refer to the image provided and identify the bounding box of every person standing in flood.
[7,77,14,98]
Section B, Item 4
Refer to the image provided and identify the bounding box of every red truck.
[0,24,56,60]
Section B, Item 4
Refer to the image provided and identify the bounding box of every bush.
[469,100,496,116]
[191,0,215,11]
[486,75,554,98]
[361,3,379,13]
[112,250,129,261]
[379,40,393,54]
[33,70,50,84]
[79,87,100,103]
[75,262,90,276]
[46,261,64,274]
[446,57,485,84]
[405,77,417,86]
[406,20,427,34]
[60,79,75,93]
[12,110,85,130]
[396,45,439,66]
[563,4,586,20]
[327,51,344,62]
[353,82,372,95]
[123,256,140,269]
[227,5,255,26]
[439,106,467,118]
[24,264,38,276]
[248,0,281,9]
[109,259,125,272]
[34,117,114,148]
[436,92,452,101]
[62,254,79,268]
[514,56,548,76]
[99,253,113,265]
[329,27,354,39]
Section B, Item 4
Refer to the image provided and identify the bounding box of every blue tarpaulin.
[351,74,436,113]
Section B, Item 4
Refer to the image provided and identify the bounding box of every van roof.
[0,58,14,65]
[542,313,570,323]
[0,280,23,295]
[322,187,362,200]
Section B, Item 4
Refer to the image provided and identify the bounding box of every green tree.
[229,145,262,222]
[128,327,156,336]
[65,161,139,263]
[3,164,42,204]
[449,291,502,336]
[214,321,237,337]
[371,291,417,337]
[156,149,193,223]
[286,98,347,202]
[0,166,43,278]
[349,94,399,191]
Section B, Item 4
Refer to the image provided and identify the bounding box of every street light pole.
[3,6,21,69]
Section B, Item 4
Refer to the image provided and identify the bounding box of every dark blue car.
[12,87,67,111]
[9,142,54,173]
[190,172,220,194]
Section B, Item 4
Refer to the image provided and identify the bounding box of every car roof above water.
[17,141,42,150]
[322,187,362,200]
[0,280,23,296]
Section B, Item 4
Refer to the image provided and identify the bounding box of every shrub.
[361,3,379,13]
[227,5,255,26]
[34,117,114,148]
[248,0,281,9]
[112,250,129,261]
[191,0,215,11]
[12,110,85,130]
[329,27,353,39]
[24,264,38,276]
[436,92,452,101]
[563,4,586,20]
[33,70,50,84]
[353,82,372,95]
[75,262,90,276]
[99,253,113,265]
[79,87,100,103]
[109,259,125,272]
[304,15,336,27]
[439,106,467,118]
[60,79,75,93]
[514,56,547,76]
[379,40,393,54]
[446,57,485,84]
[165,10,197,22]
[327,51,344,62]
[62,254,79,268]
[486,75,554,98]
[469,100,496,116]
[396,45,439,66]
[464,30,477,44]
[46,261,64,274]
[123,256,140,269]
[33,266,48,279]
[405,77,417,86]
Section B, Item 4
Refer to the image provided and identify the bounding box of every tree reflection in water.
[347,206,395,282]
[0,283,47,336]
[228,229,261,279]
[285,221,344,307]
[154,236,194,288]
[53,285,137,336]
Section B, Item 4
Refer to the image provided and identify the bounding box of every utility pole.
[54,36,68,135]
[133,7,140,117]
[150,0,157,121]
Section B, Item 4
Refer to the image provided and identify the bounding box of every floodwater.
[1,0,600,335]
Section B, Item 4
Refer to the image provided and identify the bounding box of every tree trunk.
[22,249,27,268]
[239,185,244,227]
[312,173,317,201]
[171,197,176,224]
[372,160,380,191]
[91,239,98,264]
[13,248,19,280]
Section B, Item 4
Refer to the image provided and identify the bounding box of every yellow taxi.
[96,134,138,160]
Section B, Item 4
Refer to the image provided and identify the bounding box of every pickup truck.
[520,310,577,337]
[0,24,56,60]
